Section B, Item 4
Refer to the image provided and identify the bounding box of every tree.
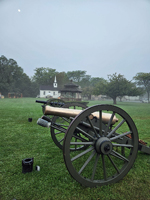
[32,67,56,85]
[79,75,91,88]
[133,72,150,101]
[0,55,36,97]
[82,86,93,100]
[93,78,108,96]
[0,56,15,94]
[55,72,69,88]
[0,56,20,95]
[90,77,106,87]
[67,70,87,82]
[93,73,142,104]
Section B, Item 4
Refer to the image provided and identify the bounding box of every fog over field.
[0,0,150,80]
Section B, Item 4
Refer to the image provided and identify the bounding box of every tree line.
[0,55,150,104]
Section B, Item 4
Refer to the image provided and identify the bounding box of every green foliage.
[82,86,93,100]
[93,78,107,95]
[90,77,106,87]
[134,72,150,101]
[78,75,91,88]
[0,55,36,97]
[32,67,56,85]
[32,68,70,90]
[55,71,69,88]
[0,98,150,200]
[67,70,87,82]
[106,73,135,104]
[94,73,142,104]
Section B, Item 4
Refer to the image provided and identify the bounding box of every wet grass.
[0,98,150,200]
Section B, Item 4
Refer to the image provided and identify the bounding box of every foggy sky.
[0,0,150,81]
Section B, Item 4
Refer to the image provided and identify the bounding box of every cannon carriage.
[36,99,150,187]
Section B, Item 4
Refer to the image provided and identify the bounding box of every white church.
[39,76,61,98]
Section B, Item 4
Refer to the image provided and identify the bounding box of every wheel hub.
[95,137,112,154]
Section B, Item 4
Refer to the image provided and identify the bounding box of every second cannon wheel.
[50,102,88,150]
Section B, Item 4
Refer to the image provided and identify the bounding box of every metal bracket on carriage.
[126,134,150,154]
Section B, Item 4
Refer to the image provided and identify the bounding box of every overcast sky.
[0,0,150,80]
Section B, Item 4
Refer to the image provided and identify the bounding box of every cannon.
[36,101,150,187]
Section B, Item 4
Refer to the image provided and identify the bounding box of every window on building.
[43,91,45,95]
[53,92,55,95]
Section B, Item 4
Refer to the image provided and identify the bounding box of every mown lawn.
[0,98,150,200]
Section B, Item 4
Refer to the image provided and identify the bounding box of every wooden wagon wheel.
[63,104,139,187]
[50,102,88,150]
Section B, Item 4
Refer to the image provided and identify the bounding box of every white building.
[39,76,61,98]
[122,96,140,101]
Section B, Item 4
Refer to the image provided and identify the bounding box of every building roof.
[40,85,61,91]
[64,82,79,88]
[60,81,82,93]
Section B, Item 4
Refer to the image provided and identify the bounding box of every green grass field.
[0,98,150,200]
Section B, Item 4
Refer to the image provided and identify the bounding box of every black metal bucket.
[22,158,34,173]
[28,118,32,122]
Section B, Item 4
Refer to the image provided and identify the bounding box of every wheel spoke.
[73,134,90,142]
[59,137,64,143]
[61,117,71,123]
[99,110,103,137]
[76,126,97,140]
[51,124,66,133]
[74,137,77,150]
[104,112,115,136]
[107,154,120,174]
[70,141,94,145]
[87,116,99,138]
[107,119,126,138]
[57,124,69,127]
[80,121,100,132]
[110,150,129,162]
[91,153,100,181]
[78,151,96,174]
[112,143,133,148]
[110,131,132,141]
[71,146,94,162]
[102,154,107,180]
[54,131,63,135]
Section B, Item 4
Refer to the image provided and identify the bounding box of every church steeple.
[53,76,57,88]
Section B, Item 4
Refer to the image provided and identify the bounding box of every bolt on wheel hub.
[95,137,112,154]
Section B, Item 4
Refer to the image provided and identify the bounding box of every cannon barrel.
[36,100,47,104]
[44,105,118,124]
